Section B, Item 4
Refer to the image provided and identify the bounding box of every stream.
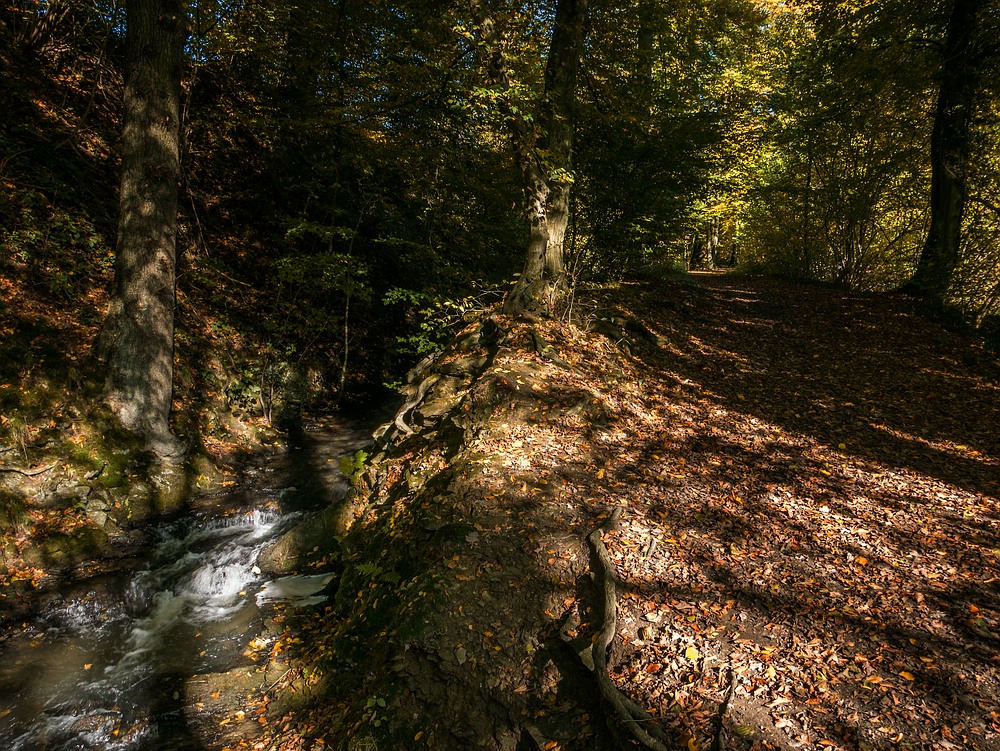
[0,414,374,750]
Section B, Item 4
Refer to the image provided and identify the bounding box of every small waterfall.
[0,412,376,751]
[0,507,306,751]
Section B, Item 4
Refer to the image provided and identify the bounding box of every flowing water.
[0,413,376,750]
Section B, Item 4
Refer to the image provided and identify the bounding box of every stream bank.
[257,275,1000,751]
[0,412,375,751]
[255,313,642,751]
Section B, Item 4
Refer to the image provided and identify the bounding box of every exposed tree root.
[528,328,575,371]
[710,669,737,751]
[584,506,671,751]
[393,373,440,436]
[0,462,58,476]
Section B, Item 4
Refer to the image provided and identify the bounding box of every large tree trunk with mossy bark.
[901,0,984,308]
[481,0,586,317]
[505,163,572,316]
[99,0,185,457]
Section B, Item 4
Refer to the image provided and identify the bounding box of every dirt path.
[589,273,1000,750]
[263,273,1000,751]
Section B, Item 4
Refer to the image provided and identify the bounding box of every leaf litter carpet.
[264,274,999,751]
[563,274,1000,750]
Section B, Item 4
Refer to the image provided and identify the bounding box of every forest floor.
[229,272,1000,751]
[572,272,1000,750]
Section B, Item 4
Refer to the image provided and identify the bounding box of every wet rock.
[69,710,120,736]
[188,452,227,493]
[151,460,189,514]
[257,503,343,574]
[32,480,92,510]
[22,526,110,570]
[185,665,265,748]
[83,497,110,528]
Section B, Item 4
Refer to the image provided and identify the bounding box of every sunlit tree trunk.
[499,0,589,316]
[99,0,185,456]
[903,0,984,307]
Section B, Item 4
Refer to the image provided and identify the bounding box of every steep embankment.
[0,33,288,607]
[260,273,1000,751]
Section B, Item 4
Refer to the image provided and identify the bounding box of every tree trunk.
[502,0,589,316]
[708,216,720,268]
[637,0,656,81]
[902,0,983,307]
[99,0,185,457]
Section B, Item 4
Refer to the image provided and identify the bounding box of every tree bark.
[638,0,656,81]
[902,0,984,307]
[496,0,589,316]
[99,0,185,456]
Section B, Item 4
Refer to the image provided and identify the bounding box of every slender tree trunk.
[729,217,739,266]
[637,0,656,81]
[496,0,589,316]
[99,0,185,456]
[802,141,813,278]
[902,0,983,307]
[708,216,720,268]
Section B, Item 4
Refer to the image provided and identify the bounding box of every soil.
[247,273,1000,751]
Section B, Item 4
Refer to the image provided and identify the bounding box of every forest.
[1,1,999,750]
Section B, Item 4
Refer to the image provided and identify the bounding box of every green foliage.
[6,0,1000,437]
[1,412,31,462]
[1,192,114,294]
[382,287,503,374]
[363,695,388,728]
[223,351,304,424]
[0,493,29,532]
[339,449,369,478]
[355,561,400,586]
[576,0,765,279]
[729,0,999,313]
[275,251,371,299]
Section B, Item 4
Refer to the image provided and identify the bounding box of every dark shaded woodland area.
[1,2,999,750]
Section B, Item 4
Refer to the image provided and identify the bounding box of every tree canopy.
[3,3,1000,749]
[2,0,1000,420]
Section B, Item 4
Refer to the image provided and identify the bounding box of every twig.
[643,535,658,561]
[263,667,294,694]
[0,462,59,477]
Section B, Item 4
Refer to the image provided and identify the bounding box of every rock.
[188,452,226,493]
[184,665,265,748]
[257,503,344,574]
[21,527,110,570]
[69,710,120,736]
[438,354,489,377]
[150,461,189,514]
